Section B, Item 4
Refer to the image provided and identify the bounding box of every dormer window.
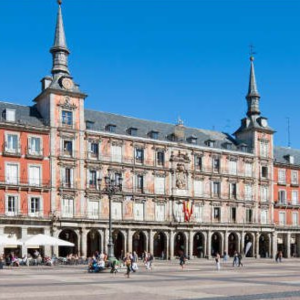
[188,136,197,144]
[168,134,177,142]
[285,155,295,164]
[206,139,215,147]
[224,142,232,150]
[128,127,138,136]
[149,131,159,139]
[239,144,248,152]
[4,109,16,122]
[86,121,94,130]
[106,124,116,133]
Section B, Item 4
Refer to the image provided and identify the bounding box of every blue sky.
[0,0,299,148]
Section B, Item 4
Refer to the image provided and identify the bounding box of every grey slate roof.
[274,146,300,166]
[0,101,47,127]
[85,109,246,152]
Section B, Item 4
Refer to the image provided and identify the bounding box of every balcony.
[2,143,21,157]
[58,149,78,160]
[58,121,78,131]
[0,176,50,189]
[60,182,77,189]
[25,147,44,160]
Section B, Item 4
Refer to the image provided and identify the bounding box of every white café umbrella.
[0,235,23,247]
[21,234,74,247]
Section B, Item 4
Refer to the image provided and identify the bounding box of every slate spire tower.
[246,56,261,117]
[50,0,70,76]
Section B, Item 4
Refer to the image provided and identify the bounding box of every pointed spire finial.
[50,0,70,75]
[246,49,261,117]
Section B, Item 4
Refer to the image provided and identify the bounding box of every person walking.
[215,252,221,271]
[124,253,132,278]
[179,251,187,270]
[232,251,238,267]
[238,253,243,267]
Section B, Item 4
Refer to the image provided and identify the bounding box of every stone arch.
[211,232,222,256]
[228,232,239,257]
[153,231,167,259]
[58,228,77,257]
[132,230,146,258]
[244,232,254,257]
[259,233,270,258]
[277,233,287,258]
[87,229,101,257]
[174,232,187,256]
[193,232,205,258]
[113,230,125,260]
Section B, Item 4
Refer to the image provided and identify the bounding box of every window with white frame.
[5,109,16,122]
[229,183,237,199]
[194,180,203,197]
[291,171,299,185]
[62,110,73,126]
[156,203,165,221]
[5,163,18,184]
[29,165,41,186]
[63,140,73,156]
[212,181,221,197]
[88,200,100,219]
[112,202,122,220]
[111,145,122,162]
[279,211,286,225]
[261,186,268,202]
[245,163,252,177]
[292,190,298,205]
[212,158,220,173]
[213,207,221,221]
[6,195,18,216]
[229,160,237,175]
[88,170,100,189]
[134,202,144,221]
[154,177,165,194]
[135,148,144,163]
[175,202,184,222]
[89,142,99,159]
[29,197,42,217]
[194,205,203,222]
[278,190,286,204]
[5,133,19,153]
[260,142,268,157]
[292,212,298,226]
[62,199,74,218]
[61,167,74,188]
[278,169,286,184]
[28,137,41,155]
[260,210,268,224]
[245,184,253,201]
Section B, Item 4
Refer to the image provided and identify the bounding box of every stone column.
[165,232,169,260]
[44,227,51,257]
[81,228,88,257]
[272,232,277,259]
[169,230,174,260]
[21,227,28,257]
[287,232,291,259]
[224,231,228,256]
[0,227,4,255]
[127,229,132,253]
[255,232,259,258]
[52,227,59,256]
[144,231,149,253]
[207,231,212,259]
[149,230,154,254]
[189,231,193,259]
[240,232,245,255]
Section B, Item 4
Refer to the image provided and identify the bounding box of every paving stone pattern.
[1,259,300,300]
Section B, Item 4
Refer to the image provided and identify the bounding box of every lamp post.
[98,168,123,260]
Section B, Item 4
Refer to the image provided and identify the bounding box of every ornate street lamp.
[98,168,123,260]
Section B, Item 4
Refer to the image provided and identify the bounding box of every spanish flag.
[183,200,193,222]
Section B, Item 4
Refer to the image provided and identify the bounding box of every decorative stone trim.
[192,175,205,181]
[57,96,77,110]
[109,139,123,147]
[153,171,167,177]
[227,155,239,161]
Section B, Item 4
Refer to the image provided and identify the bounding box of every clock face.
[61,78,74,90]
[261,119,268,127]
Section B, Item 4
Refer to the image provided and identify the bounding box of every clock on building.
[61,77,74,90]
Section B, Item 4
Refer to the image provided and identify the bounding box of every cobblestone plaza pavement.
[1,259,300,300]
